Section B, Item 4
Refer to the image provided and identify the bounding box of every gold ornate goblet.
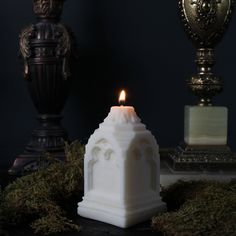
[167,0,236,171]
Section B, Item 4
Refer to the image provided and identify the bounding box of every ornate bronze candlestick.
[167,0,236,171]
[9,0,76,175]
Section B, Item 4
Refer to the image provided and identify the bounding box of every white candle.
[78,90,166,228]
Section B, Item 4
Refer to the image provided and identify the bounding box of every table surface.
[10,219,159,236]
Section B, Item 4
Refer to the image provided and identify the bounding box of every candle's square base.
[165,143,236,172]
[78,198,166,228]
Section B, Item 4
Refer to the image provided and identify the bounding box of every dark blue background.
[0,0,236,169]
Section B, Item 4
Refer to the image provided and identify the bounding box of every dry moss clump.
[2,144,236,236]
[0,141,84,235]
[153,180,236,236]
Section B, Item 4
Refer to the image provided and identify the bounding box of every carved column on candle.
[166,0,236,171]
[9,0,76,175]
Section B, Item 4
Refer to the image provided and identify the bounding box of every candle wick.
[119,101,125,106]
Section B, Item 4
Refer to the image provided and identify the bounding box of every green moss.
[31,214,81,235]
[1,143,236,236]
[0,141,84,235]
[153,180,236,236]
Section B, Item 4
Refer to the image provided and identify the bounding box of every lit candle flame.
[119,90,126,105]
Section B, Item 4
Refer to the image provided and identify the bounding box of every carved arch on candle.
[89,138,118,163]
[139,139,158,192]
[87,138,120,193]
[144,145,158,191]
[126,137,159,197]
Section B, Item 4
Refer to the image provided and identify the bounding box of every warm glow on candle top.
[119,90,126,105]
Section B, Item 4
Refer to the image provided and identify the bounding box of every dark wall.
[0,0,236,169]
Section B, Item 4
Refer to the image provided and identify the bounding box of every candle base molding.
[78,199,165,228]
[78,107,166,228]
